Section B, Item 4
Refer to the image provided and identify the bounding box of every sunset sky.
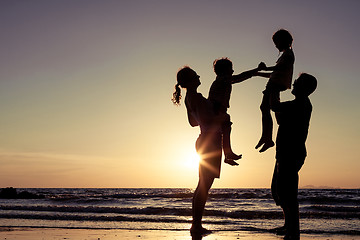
[0,0,359,188]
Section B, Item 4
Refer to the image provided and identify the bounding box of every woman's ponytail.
[172,83,182,105]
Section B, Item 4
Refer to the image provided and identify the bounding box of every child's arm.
[253,63,279,78]
[254,63,288,78]
[254,63,290,78]
[232,63,266,84]
[261,64,282,72]
[254,72,272,78]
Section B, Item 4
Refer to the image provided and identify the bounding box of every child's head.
[272,29,293,51]
[172,66,200,105]
[292,73,317,97]
[213,58,234,77]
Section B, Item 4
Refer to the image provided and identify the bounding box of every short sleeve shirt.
[275,97,312,160]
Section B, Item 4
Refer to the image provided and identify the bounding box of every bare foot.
[224,159,239,166]
[190,226,212,236]
[259,141,274,153]
[255,138,265,149]
[225,152,242,160]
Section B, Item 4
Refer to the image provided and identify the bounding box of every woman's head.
[176,66,199,88]
[172,66,200,105]
[272,29,293,51]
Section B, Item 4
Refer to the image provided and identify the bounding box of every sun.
[184,150,201,170]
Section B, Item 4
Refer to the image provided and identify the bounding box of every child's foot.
[224,158,239,166]
[255,138,266,149]
[259,141,274,153]
[255,138,274,152]
[225,152,242,160]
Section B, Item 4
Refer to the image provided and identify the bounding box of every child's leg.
[256,90,276,152]
[222,116,241,164]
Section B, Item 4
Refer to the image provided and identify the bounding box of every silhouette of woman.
[172,66,224,236]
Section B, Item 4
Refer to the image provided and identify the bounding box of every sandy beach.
[0,228,358,240]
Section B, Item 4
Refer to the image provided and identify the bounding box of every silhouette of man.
[269,73,317,240]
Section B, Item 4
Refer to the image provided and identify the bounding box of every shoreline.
[1,227,358,240]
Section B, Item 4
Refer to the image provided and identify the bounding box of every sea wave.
[1,188,359,235]
[304,205,360,213]
[1,205,359,219]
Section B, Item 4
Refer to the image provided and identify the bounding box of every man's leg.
[278,162,300,240]
[270,162,287,235]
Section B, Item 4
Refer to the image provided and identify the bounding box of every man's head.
[292,73,317,97]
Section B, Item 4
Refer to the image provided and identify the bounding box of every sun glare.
[184,150,201,170]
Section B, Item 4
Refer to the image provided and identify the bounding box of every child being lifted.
[255,29,295,152]
[209,58,264,165]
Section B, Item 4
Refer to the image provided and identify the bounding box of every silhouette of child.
[209,58,264,165]
[255,29,295,152]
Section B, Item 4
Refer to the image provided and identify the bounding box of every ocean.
[0,188,359,236]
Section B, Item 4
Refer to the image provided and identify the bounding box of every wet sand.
[0,228,358,240]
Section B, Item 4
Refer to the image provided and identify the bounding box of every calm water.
[0,188,359,236]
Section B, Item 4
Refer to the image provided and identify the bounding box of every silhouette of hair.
[272,29,293,49]
[172,83,182,105]
[298,73,317,96]
[213,57,233,76]
[172,66,194,105]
